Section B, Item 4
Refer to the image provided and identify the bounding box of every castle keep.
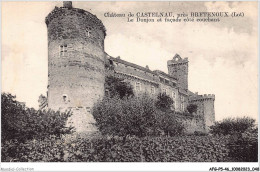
[44,2,215,133]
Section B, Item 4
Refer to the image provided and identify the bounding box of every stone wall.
[108,56,189,112]
[203,98,215,132]
[46,6,106,110]
[44,2,215,134]
[114,71,160,96]
[189,94,215,132]
[181,117,205,134]
[66,107,98,133]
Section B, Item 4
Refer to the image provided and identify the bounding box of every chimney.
[63,1,72,9]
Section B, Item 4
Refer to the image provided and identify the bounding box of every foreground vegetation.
[1,93,73,143]
[1,78,258,162]
[2,131,257,162]
[2,134,230,162]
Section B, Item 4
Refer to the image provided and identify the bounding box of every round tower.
[45,1,106,111]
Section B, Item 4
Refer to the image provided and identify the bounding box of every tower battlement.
[189,94,215,102]
[45,5,106,36]
[167,54,189,66]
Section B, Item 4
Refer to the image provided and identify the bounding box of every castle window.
[159,77,164,83]
[172,91,176,99]
[135,82,141,91]
[151,86,155,94]
[181,103,184,111]
[60,44,67,56]
[62,94,69,103]
[172,100,176,110]
[86,27,92,37]
[105,89,110,97]
[165,79,169,84]
[162,88,167,94]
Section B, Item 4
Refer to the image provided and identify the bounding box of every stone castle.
[42,1,215,133]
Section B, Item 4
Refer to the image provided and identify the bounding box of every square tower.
[167,54,188,91]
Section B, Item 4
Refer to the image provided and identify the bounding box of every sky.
[1,1,258,121]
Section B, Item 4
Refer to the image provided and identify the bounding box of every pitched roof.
[109,56,157,75]
[153,70,177,80]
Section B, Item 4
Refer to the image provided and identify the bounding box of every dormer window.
[60,44,67,56]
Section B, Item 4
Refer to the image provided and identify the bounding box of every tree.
[1,93,73,142]
[155,110,184,136]
[227,127,258,162]
[93,94,184,137]
[210,117,256,135]
[92,94,157,137]
[105,76,134,99]
[187,104,198,114]
[155,93,173,111]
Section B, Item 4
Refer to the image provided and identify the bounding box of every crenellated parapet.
[167,54,189,66]
[188,91,215,132]
[45,6,106,37]
[189,94,215,102]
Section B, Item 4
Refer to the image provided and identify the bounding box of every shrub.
[105,76,134,99]
[227,127,258,162]
[210,117,256,135]
[2,135,231,162]
[93,94,185,137]
[187,104,198,114]
[1,93,73,142]
[194,131,208,136]
[92,94,157,137]
[155,93,173,111]
[155,111,184,136]
[1,135,66,162]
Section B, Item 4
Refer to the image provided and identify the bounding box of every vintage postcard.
[1,1,259,171]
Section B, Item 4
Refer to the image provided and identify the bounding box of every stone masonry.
[44,1,215,133]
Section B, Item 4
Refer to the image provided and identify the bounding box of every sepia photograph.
[1,0,259,171]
